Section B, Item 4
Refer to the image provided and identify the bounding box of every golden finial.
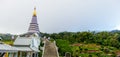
[33,7,37,16]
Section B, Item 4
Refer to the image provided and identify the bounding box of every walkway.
[43,40,58,57]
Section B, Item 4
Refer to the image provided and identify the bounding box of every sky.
[0,0,120,34]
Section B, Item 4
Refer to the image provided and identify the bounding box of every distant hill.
[0,33,17,40]
[111,30,120,33]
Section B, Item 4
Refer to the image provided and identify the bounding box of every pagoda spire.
[33,7,37,16]
[28,7,40,33]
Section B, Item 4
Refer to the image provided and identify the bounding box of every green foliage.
[42,31,120,56]
[1,40,14,45]
[43,31,120,48]
[56,39,72,56]
[40,41,44,47]
[0,34,12,40]
[38,41,43,57]
[38,52,42,57]
[50,38,54,42]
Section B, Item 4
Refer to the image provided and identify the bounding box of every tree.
[56,39,72,56]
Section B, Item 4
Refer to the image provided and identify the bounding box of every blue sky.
[0,0,120,34]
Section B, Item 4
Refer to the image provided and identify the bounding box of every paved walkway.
[43,40,58,57]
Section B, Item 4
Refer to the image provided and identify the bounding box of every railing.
[53,41,59,57]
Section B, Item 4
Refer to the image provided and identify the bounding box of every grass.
[1,40,14,45]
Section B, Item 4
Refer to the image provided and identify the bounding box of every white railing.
[53,41,59,57]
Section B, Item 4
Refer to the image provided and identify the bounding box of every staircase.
[42,39,59,57]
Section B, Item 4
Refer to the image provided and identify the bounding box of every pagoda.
[13,7,41,57]
[28,7,40,33]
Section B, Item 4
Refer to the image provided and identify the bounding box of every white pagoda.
[13,7,41,57]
